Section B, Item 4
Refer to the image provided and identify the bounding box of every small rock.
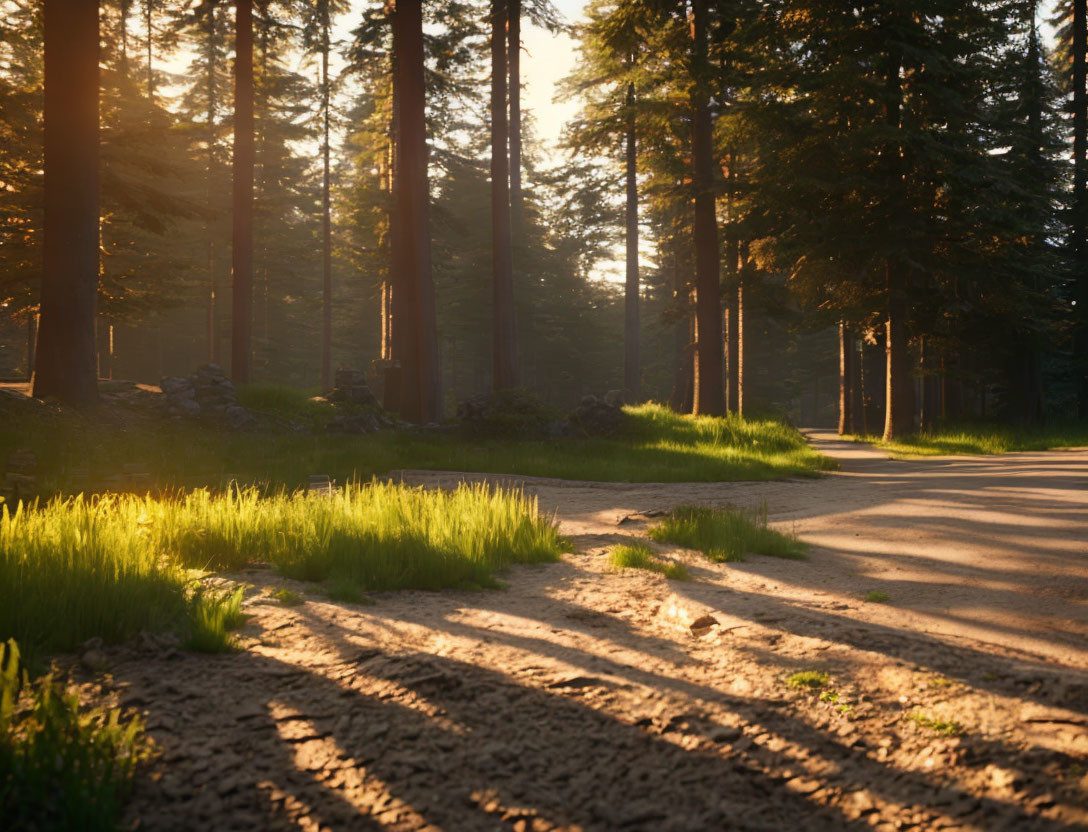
[689,614,719,635]
[81,649,109,672]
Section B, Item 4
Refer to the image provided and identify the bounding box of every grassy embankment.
[0,391,833,494]
[0,390,826,660]
[1,483,565,660]
[858,423,1088,457]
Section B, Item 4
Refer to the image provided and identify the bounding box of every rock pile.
[457,388,565,439]
[569,390,627,437]
[2,447,37,504]
[159,365,254,429]
[323,369,396,434]
[327,369,380,408]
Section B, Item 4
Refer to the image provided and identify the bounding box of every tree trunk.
[230,0,254,383]
[25,314,37,381]
[201,8,219,364]
[838,322,853,436]
[737,242,747,416]
[384,35,403,410]
[883,266,914,440]
[881,47,912,440]
[320,15,333,391]
[669,239,692,413]
[849,336,863,434]
[1075,0,1088,417]
[391,0,441,422]
[491,0,518,390]
[862,331,886,433]
[624,81,639,400]
[507,0,522,235]
[689,0,724,416]
[725,156,739,414]
[33,0,100,406]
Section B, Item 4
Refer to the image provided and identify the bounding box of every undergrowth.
[609,543,689,580]
[786,670,830,690]
[908,711,963,736]
[647,503,807,563]
[0,399,833,492]
[184,587,247,653]
[0,482,565,658]
[858,422,1088,457]
[0,639,150,831]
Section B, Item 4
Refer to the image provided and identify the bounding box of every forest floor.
[75,432,1086,831]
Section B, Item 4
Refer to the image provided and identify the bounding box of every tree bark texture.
[624,81,639,400]
[1074,0,1088,417]
[34,0,100,406]
[507,0,522,235]
[321,16,333,391]
[838,322,853,436]
[491,0,519,390]
[391,0,442,422]
[230,0,255,383]
[689,0,725,416]
[881,47,913,440]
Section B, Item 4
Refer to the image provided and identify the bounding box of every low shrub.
[647,502,807,563]
[609,543,689,580]
[0,639,150,831]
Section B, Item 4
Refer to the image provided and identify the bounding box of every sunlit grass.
[609,543,689,580]
[0,482,566,658]
[856,422,1088,457]
[647,503,807,563]
[786,670,830,690]
[0,400,832,494]
[271,587,304,607]
[184,586,247,653]
[908,711,963,736]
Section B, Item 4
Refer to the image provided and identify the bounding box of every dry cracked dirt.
[76,431,1088,831]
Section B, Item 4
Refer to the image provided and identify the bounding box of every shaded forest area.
[0,0,1085,436]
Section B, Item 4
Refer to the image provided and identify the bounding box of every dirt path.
[87,433,1086,831]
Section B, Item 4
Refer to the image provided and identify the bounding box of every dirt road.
[100,433,1086,831]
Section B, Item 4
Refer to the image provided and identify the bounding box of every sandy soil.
[79,432,1086,831]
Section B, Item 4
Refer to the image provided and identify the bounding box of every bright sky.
[520,0,585,155]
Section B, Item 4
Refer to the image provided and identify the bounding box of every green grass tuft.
[0,639,150,831]
[323,578,368,604]
[908,711,963,736]
[184,586,246,654]
[1,482,566,658]
[786,670,831,690]
[647,502,807,563]
[609,543,690,580]
[864,590,891,603]
[271,587,304,607]
[859,422,1088,457]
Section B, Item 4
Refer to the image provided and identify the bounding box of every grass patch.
[864,590,890,603]
[1,482,565,659]
[609,543,690,580]
[323,578,368,605]
[908,711,963,736]
[1,639,150,831]
[786,670,830,690]
[271,587,304,607]
[183,586,246,654]
[857,422,1088,457]
[647,502,807,563]
[1,399,832,494]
